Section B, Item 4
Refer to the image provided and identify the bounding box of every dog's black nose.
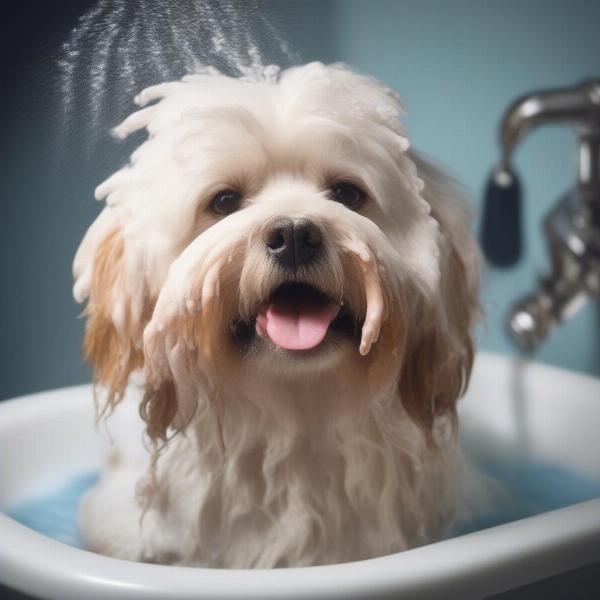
[265,218,323,271]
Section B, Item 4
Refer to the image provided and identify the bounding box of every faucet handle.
[481,78,600,269]
[480,167,522,267]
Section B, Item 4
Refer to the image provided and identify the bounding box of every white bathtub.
[1,352,599,599]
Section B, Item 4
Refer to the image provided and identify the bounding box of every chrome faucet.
[482,79,600,353]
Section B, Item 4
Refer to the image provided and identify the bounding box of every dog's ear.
[397,156,479,435]
[398,245,476,433]
[80,226,147,414]
[80,222,185,440]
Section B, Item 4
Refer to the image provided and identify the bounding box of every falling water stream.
[57,0,297,142]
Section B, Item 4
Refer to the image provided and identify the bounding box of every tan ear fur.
[83,228,144,415]
[398,244,476,434]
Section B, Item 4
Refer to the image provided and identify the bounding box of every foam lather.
[480,168,522,267]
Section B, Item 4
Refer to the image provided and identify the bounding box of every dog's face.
[74,63,478,440]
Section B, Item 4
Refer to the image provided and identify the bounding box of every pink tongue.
[256,287,340,350]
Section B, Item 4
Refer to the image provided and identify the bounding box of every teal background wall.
[1,0,599,401]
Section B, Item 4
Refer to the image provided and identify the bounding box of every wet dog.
[74,62,479,567]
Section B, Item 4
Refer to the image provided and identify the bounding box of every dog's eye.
[329,182,365,210]
[211,190,242,215]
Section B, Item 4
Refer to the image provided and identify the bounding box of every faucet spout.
[499,80,600,170]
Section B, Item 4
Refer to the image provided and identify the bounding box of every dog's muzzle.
[252,218,340,351]
[231,216,363,354]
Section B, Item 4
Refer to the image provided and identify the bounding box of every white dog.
[74,62,479,568]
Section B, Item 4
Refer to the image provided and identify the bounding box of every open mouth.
[232,283,357,352]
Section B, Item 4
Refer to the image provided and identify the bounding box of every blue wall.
[323,0,600,375]
[1,0,599,401]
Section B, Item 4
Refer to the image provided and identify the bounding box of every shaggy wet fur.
[75,63,479,567]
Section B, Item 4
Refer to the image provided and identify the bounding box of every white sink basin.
[1,352,599,599]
